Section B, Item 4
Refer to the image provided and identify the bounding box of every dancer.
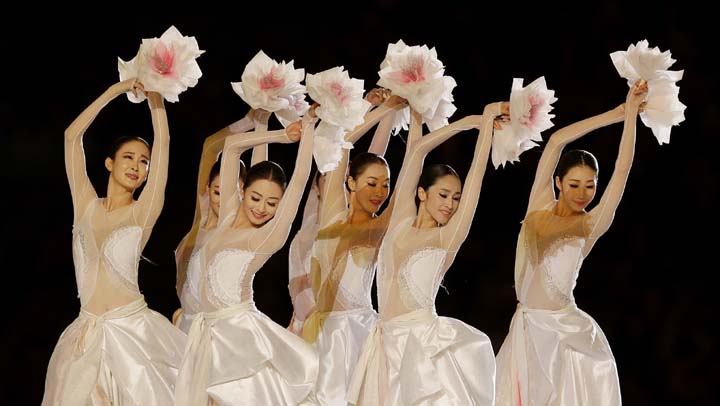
[495,80,648,406]
[43,79,185,406]
[348,101,507,405]
[175,113,319,405]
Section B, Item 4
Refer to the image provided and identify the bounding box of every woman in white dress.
[298,91,406,405]
[495,80,648,406]
[174,114,319,405]
[173,109,268,333]
[43,79,186,406]
[348,101,508,405]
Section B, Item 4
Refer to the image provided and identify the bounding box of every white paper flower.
[117,54,146,103]
[313,121,353,173]
[611,40,686,144]
[231,51,309,127]
[492,77,557,169]
[377,40,457,134]
[306,66,371,130]
[130,26,204,103]
[640,80,687,144]
[610,39,682,86]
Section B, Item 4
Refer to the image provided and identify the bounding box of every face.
[105,140,150,191]
[555,165,597,213]
[348,163,390,215]
[242,179,283,226]
[418,174,462,226]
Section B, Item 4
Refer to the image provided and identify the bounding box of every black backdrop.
[2,5,717,404]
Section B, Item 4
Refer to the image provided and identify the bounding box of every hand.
[286,120,303,142]
[249,108,271,124]
[385,94,408,109]
[626,79,649,109]
[308,102,320,118]
[131,81,148,99]
[365,88,391,106]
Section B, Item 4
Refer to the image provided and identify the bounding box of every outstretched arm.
[65,79,137,220]
[250,117,316,252]
[443,102,506,253]
[389,110,485,226]
[218,127,296,224]
[319,97,406,226]
[586,81,648,248]
[134,91,170,230]
[190,111,256,231]
[250,109,271,166]
[526,104,626,215]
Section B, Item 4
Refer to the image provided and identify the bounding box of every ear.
[554,176,562,191]
[105,157,114,172]
[238,187,245,200]
[347,176,357,192]
[417,186,427,202]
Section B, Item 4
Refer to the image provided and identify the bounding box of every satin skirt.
[177,310,196,335]
[347,308,495,405]
[175,302,319,405]
[495,302,621,406]
[311,307,378,405]
[42,297,186,406]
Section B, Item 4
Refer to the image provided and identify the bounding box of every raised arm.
[443,102,505,253]
[218,127,295,224]
[390,110,485,226]
[250,109,271,166]
[64,79,136,220]
[188,112,256,232]
[526,104,626,215]
[133,91,170,230]
[586,81,648,248]
[250,117,316,252]
[319,98,406,225]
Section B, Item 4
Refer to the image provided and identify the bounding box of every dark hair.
[106,136,150,159]
[347,152,389,191]
[416,164,460,207]
[208,156,247,187]
[244,161,286,191]
[555,149,599,181]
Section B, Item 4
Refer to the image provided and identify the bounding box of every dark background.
[2,4,717,404]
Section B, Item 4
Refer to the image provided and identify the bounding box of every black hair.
[416,164,460,207]
[106,136,150,160]
[347,152,389,191]
[244,161,286,191]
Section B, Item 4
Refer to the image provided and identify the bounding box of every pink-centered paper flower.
[377,40,456,134]
[231,50,309,127]
[492,77,557,169]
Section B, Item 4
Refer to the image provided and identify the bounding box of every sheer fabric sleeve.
[442,102,502,254]
[64,81,136,220]
[248,117,316,252]
[319,101,404,226]
[389,110,485,228]
[218,128,294,224]
[526,106,625,215]
[132,92,170,237]
[586,96,644,253]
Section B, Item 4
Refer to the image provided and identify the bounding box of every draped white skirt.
[42,297,186,406]
[347,307,496,405]
[495,302,621,406]
[175,302,319,405]
[313,307,377,405]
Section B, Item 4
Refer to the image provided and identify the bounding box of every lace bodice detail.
[515,207,590,309]
[72,199,145,306]
[204,248,256,310]
[312,214,384,312]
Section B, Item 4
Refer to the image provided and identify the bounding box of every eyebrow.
[568,179,595,182]
[251,191,280,200]
[121,151,150,160]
